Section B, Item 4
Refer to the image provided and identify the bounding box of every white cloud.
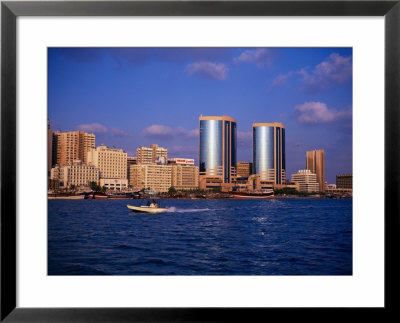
[77,123,108,134]
[142,125,175,138]
[143,125,198,139]
[186,61,228,80]
[269,53,352,92]
[295,102,352,123]
[300,53,352,90]
[176,127,199,138]
[111,128,131,137]
[235,48,275,67]
[270,71,294,89]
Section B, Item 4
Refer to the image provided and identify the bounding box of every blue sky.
[48,47,352,184]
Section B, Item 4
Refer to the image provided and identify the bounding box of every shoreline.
[48,194,352,200]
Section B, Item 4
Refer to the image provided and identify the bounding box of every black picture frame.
[1,1,399,321]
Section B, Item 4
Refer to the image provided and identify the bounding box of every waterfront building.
[199,176,223,191]
[129,164,172,193]
[48,120,52,175]
[306,149,325,192]
[336,174,352,189]
[87,144,127,180]
[171,164,199,190]
[291,170,320,193]
[50,164,67,187]
[199,115,237,188]
[48,178,60,191]
[252,122,286,185]
[236,162,252,178]
[100,178,128,191]
[127,157,137,186]
[136,144,168,164]
[53,130,95,165]
[52,132,58,167]
[50,160,99,188]
[66,161,100,188]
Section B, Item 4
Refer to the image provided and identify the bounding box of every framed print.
[1,0,399,322]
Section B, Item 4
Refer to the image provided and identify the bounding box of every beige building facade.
[48,120,52,174]
[53,130,95,165]
[100,178,128,190]
[291,169,320,192]
[66,162,100,187]
[151,144,168,164]
[136,146,153,164]
[50,160,99,188]
[129,164,172,193]
[171,164,199,190]
[87,145,127,180]
[306,149,325,192]
[136,144,168,164]
[236,162,252,178]
[50,164,67,187]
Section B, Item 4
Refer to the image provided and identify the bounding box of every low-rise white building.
[99,178,128,191]
[291,170,320,192]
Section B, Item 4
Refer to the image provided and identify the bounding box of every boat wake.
[166,207,212,213]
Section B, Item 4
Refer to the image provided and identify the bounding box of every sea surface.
[48,198,352,275]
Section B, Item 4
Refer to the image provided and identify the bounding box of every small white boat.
[127,204,168,214]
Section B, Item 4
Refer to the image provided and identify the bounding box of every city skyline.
[48,47,352,183]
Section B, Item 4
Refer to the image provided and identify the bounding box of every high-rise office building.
[199,115,237,185]
[252,122,286,185]
[136,146,153,164]
[136,144,168,164]
[306,149,325,192]
[53,130,95,165]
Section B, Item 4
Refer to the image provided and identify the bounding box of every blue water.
[48,198,352,275]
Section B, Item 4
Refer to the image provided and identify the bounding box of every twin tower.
[199,115,286,188]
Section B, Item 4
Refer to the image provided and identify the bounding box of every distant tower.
[306,149,325,192]
[252,122,286,185]
[199,115,237,184]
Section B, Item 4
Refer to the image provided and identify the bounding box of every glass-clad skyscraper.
[199,116,237,183]
[253,122,285,184]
